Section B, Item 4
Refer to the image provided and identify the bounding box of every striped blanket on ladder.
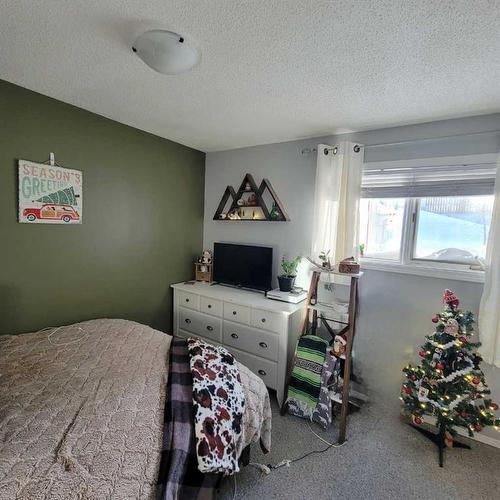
[286,335,329,421]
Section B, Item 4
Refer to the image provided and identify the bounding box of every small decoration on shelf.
[247,193,257,206]
[269,202,280,220]
[332,334,347,358]
[195,250,213,282]
[278,255,301,292]
[358,243,365,257]
[244,182,252,191]
[318,250,332,270]
[401,289,500,467]
[338,257,360,274]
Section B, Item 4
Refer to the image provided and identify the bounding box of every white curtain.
[479,152,500,367]
[311,141,364,263]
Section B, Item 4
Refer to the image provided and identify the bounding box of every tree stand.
[410,422,470,467]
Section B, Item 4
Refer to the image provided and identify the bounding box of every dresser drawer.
[177,291,199,311]
[177,329,223,348]
[228,346,277,389]
[200,296,223,317]
[178,307,222,343]
[223,302,250,324]
[251,308,282,333]
[223,321,278,362]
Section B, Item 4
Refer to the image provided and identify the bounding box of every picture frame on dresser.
[171,281,303,405]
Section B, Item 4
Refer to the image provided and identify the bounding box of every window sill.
[360,259,485,283]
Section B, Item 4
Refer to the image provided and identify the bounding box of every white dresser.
[171,282,303,405]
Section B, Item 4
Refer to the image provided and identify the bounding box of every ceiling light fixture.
[132,30,200,75]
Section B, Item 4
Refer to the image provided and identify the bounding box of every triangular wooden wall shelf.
[213,173,290,222]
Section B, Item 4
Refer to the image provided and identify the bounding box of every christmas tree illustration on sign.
[18,159,83,224]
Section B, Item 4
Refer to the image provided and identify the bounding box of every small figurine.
[318,250,331,269]
[332,334,347,358]
[202,249,212,264]
[247,193,257,206]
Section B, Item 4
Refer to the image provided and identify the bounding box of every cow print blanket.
[187,337,245,475]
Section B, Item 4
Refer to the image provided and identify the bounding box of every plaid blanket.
[157,337,219,500]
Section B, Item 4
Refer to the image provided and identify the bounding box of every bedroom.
[1,1,499,499]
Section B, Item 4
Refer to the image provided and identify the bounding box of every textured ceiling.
[1,1,500,152]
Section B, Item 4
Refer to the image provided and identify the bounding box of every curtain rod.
[363,129,500,149]
[300,129,500,156]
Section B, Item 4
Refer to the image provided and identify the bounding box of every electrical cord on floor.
[232,420,346,499]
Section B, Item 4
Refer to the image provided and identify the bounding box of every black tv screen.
[213,243,273,292]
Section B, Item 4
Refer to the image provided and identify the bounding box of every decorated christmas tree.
[401,289,499,466]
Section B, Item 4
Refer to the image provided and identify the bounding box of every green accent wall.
[0,80,205,334]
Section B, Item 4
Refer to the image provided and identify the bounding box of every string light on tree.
[401,289,500,467]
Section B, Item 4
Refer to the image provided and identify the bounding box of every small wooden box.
[195,262,212,282]
[338,258,360,274]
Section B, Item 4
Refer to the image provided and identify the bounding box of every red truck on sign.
[23,204,80,222]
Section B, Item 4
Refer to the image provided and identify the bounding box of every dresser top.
[171,282,303,315]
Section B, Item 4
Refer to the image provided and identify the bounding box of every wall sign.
[18,159,83,224]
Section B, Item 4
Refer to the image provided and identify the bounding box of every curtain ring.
[324,146,338,156]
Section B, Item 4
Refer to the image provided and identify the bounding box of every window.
[413,196,493,264]
[359,198,405,260]
[359,154,497,278]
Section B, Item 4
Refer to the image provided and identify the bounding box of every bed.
[0,319,271,499]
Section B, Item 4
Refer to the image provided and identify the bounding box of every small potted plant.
[278,256,301,292]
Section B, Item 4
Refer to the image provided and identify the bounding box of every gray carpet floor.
[217,395,500,500]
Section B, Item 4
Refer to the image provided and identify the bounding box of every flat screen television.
[213,243,273,292]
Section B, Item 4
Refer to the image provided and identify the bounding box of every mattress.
[0,318,271,499]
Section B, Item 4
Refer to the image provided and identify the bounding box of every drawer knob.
[259,342,268,349]
[232,311,237,315]
[258,369,266,376]
[185,298,190,303]
[231,333,239,339]
[261,318,266,323]
[208,304,212,308]
[185,318,191,324]
[206,325,214,332]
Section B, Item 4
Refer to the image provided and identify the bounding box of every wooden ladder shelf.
[281,267,362,444]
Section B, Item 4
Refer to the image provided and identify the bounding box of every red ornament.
[410,375,417,381]
[436,362,445,370]
[473,423,482,432]
[459,336,467,343]
[413,416,423,425]
[431,316,439,324]
[404,386,412,395]
[490,402,499,411]
[472,377,480,385]
[419,351,427,357]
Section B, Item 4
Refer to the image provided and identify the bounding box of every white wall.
[204,114,500,442]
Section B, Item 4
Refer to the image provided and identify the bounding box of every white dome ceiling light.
[132,30,200,75]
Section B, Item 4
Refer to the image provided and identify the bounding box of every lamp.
[132,30,200,75]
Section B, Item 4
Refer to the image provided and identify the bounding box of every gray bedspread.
[0,318,271,499]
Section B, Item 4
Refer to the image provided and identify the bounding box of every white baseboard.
[469,432,500,449]
[423,416,500,449]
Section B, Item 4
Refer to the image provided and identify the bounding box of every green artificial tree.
[401,289,500,466]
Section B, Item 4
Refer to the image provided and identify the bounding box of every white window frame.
[359,153,497,283]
